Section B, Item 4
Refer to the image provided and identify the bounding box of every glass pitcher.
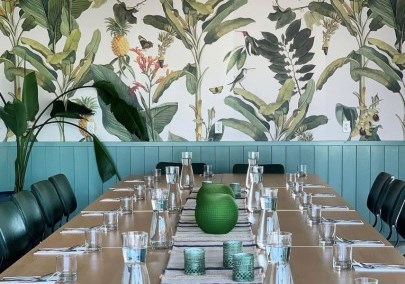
[257,188,280,249]
[165,166,182,212]
[121,263,150,284]
[247,165,263,213]
[264,231,294,284]
[149,188,173,249]
[245,151,259,190]
[180,152,194,190]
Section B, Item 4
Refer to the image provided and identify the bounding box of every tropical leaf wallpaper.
[0,0,404,142]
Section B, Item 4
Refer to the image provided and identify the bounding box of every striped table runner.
[160,195,264,284]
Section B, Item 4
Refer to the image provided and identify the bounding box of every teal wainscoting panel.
[328,146,343,196]
[314,146,328,184]
[342,146,357,208]
[356,146,371,222]
[2,141,405,224]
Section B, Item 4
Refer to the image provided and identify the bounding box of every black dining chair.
[156,162,207,175]
[393,199,405,248]
[11,190,46,247]
[232,163,285,174]
[379,179,405,240]
[31,180,64,233]
[0,201,31,272]
[49,174,77,221]
[366,172,394,227]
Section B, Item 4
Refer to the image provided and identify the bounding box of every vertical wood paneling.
[243,146,258,161]
[46,146,61,177]
[370,146,385,181]
[30,146,47,184]
[342,146,357,208]
[229,146,243,171]
[300,146,315,174]
[200,146,215,166]
[285,146,300,173]
[215,146,230,173]
[144,147,159,174]
[130,146,145,174]
[385,146,399,177]
[89,147,104,200]
[328,146,342,195]
[0,146,10,189]
[187,146,201,162]
[314,146,328,183]
[257,145,271,164]
[116,146,132,179]
[7,146,16,189]
[398,147,405,180]
[74,147,89,211]
[158,147,173,163]
[172,146,187,162]
[271,146,286,166]
[356,146,371,220]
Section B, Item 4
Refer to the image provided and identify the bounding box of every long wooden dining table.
[1,174,405,283]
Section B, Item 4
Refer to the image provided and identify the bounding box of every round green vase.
[195,191,238,234]
[196,183,235,203]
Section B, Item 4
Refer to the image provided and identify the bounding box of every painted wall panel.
[342,146,357,208]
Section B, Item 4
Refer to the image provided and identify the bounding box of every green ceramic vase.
[196,183,235,202]
[195,184,238,234]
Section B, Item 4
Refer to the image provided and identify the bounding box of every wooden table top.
[1,174,404,284]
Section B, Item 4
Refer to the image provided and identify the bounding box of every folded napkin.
[353,263,405,272]
[100,198,120,202]
[34,246,86,255]
[112,188,134,192]
[321,205,349,211]
[322,218,363,225]
[0,281,56,283]
[309,193,335,197]
[124,179,143,183]
[81,210,112,216]
[1,274,58,283]
[336,239,385,247]
[303,184,326,188]
[60,227,88,234]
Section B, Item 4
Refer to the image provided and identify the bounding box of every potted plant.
[0,72,149,195]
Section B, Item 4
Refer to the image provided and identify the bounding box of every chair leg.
[371,214,378,227]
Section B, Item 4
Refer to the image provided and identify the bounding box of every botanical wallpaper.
[0,0,404,142]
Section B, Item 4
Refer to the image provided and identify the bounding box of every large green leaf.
[297,79,315,109]
[6,67,56,93]
[67,0,92,19]
[21,37,53,58]
[357,46,402,80]
[63,29,81,53]
[300,115,328,131]
[303,10,323,29]
[93,135,119,182]
[150,103,178,134]
[393,53,405,66]
[1,51,16,82]
[153,70,186,103]
[60,6,79,36]
[204,18,254,45]
[184,0,211,15]
[236,50,247,70]
[12,46,58,84]
[351,67,401,93]
[368,38,400,58]
[50,100,92,119]
[161,2,192,49]
[21,15,37,32]
[222,118,267,141]
[47,0,63,46]
[143,15,180,39]
[293,37,314,58]
[282,105,308,141]
[368,0,396,28]
[202,0,248,32]
[285,19,301,43]
[168,131,188,141]
[269,7,296,29]
[184,63,197,95]
[233,88,266,110]
[260,79,294,115]
[331,0,357,36]
[85,30,101,58]
[224,96,269,132]
[19,0,49,28]
[22,72,39,121]
[335,103,358,127]
[0,100,27,136]
[316,57,352,90]
[226,48,242,73]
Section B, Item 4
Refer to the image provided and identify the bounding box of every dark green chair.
[232,163,285,174]
[31,180,64,232]
[12,190,46,246]
[0,201,30,272]
[156,162,207,175]
[49,174,77,221]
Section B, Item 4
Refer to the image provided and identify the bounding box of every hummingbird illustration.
[228,68,255,91]
[239,31,259,56]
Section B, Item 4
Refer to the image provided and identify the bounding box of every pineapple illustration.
[106,17,130,57]
[73,97,99,142]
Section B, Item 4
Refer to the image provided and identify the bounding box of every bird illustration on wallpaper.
[143,0,254,141]
[221,5,327,141]
[308,0,404,140]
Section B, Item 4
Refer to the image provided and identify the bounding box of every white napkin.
[0,281,56,284]
[321,205,349,211]
[34,247,86,255]
[329,219,363,225]
[124,179,143,183]
[112,188,134,192]
[353,263,405,272]
[1,275,58,283]
[303,184,326,188]
[100,198,120,202]
[60,229,85,234]
[310,193,335,197]
[81,211,107,217]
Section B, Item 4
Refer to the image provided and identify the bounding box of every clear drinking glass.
[286,173,296,190]
[307,204,322,224]
[153,169,161,186]
[121,231,148,264]
[103,211,119,231]
[332,242,352,270]
[121,263,150,284]
[245,151,259,190]
[85,228,102,251]
[319,221,336,246]
[56,255,77,282]
[165,166,182,212]
[297,164,307,178]
[203,164,213,179]
[120,196,134,215]
[247,165,263,213]
[149,188,173,249]
[180,152,194,190]
[230,182,242,198]
[298,192,312,210]
[354,278,379,284]
[144,176,155,190]
[134,184,146,201]
[257,188,280,249]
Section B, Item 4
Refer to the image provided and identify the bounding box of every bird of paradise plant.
[144,0,254,141]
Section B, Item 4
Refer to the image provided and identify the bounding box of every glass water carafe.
[165,166,182,212]
[180,152,194,190]
[264,231,294,284]
[121,263,150,284]
[247,165,263,213]
[149,188,173,249]
[245,151,259,190]
[257,188,280,249]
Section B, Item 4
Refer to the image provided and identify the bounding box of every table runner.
[161,192,263,284]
